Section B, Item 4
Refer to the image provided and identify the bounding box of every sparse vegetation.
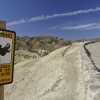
[15,36,72,53]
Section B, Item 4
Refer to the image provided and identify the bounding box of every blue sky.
[0,0,100,40]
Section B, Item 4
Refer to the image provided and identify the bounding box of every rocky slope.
[15,36,72,52]
[15,36,72,64]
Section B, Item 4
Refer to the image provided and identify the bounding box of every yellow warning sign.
[0,29,16,85]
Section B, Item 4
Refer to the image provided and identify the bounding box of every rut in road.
[61,44,85,100]
[84,42,100,72]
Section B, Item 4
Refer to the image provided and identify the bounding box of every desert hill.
[15,36,72,52]
[15,36,72,63]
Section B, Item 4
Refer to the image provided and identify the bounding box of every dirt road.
[5,43,86,100]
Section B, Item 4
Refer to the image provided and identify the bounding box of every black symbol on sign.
[0,43,10,56]
[0,69,2,72]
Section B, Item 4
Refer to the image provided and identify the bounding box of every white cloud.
[45,7,100,19]
[51,23,100,30]
[7,19,26,26]
[28,15,45,22]
[7,7,100,26]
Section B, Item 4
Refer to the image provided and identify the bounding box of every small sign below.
[0,29,16,85]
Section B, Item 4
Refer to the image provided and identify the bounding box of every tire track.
[62,45,72,56]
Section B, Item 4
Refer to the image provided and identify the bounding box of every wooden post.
[0,20,6,100]
[0,86,4,100]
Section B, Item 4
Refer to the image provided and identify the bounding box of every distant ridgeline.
[75,38,100,42]
[15,36,72,53]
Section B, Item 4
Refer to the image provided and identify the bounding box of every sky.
[0,0,100,40]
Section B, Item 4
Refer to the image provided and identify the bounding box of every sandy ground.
[85,42,100,70]
[4,42,100,100]
[81,42,100,100]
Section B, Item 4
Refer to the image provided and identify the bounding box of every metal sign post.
[0,20,16,100]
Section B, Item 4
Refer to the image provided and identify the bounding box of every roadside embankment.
[81,42,100,100]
